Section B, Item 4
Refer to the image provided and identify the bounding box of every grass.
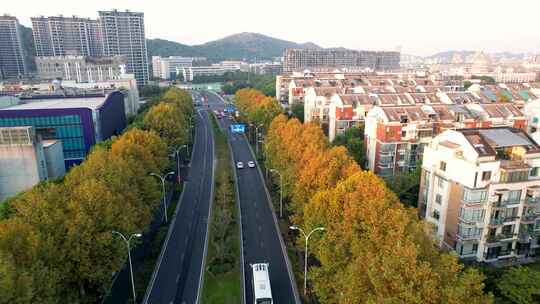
[201,113,241,304]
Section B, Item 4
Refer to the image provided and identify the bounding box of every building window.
[435,194,443,205]
[531,167,539,177]
[401,130,407,137]
[432,210,440,220]
[462,188,488,203]
[437,177,445,188]
[440,161,446,171]
[482,171,491,181]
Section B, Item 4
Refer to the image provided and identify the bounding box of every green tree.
[496,266,540,304]
[384,164,421,208]
[290,103,304,123]
[331,126,365,168]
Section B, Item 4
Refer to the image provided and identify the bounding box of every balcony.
[492,199,522,208]
[486,232,517,243]
[525,197,540,206]
[457,233,482,241]
[489,217,505,226]
[521,214,537,223]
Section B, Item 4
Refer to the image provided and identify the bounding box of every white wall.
[0,144,44,201]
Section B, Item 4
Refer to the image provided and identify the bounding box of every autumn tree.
[143,102,188,148]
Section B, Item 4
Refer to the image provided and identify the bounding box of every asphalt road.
[202,91,300,304]
[143,105,215,304]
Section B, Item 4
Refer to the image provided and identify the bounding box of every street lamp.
[170,144,189,184]
[112,231,142,304]
[269,168,283,218]
[150,171,175,223]
[289,226,326,295]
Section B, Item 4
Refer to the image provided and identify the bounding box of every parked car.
[248,161,256,168]
[237,162,244,169]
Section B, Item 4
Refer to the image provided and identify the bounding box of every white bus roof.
[252,263,272,299]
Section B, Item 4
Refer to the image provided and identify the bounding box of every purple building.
[0,91,126,168]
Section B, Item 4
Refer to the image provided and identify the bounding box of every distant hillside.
[426,50,526,63]
[147,32,321,61]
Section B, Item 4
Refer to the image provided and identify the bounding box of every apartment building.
[304,87,343,123]
[283,49,400,73]
[31,16,103,57]
[99,10,149,86]
[36,55,126,83]
[0,15,26,79]
[328,93,374,141]
[364,101,527,176]
[419,128,540,263]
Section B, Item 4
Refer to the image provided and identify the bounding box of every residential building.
[328,93,374,141]
[304,87,343,124]
[283,49,400,73]
[152,56,193,80]
[31,15,103,57]
[36,55,126,83]
[0,15,26,79]
[364,102,527,176]
[99,10,149,86]
[0,126,65,201]
[0,91,126,168]
[419,128,540,263]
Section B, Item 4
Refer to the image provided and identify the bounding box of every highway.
[202,91,300,304]
[142,101,215,304]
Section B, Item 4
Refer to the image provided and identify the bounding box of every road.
[143,103,215,304]
[202,91,300,304]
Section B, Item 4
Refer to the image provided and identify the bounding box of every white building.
[36,55,126,83]
[0,126,65,201]
[419,128,540,263]
[152,56,193,80]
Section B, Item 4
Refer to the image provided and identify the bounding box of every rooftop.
[0,96,107,111]
[460,128,540,156]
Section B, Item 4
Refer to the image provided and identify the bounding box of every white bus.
[251,263,273,304]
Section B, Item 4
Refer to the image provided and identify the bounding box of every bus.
[251,263,273,304]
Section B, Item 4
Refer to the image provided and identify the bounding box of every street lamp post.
[112,231,142,304]
[289,226,326,295]
[269,168,283,218]
[170,144,189,184]
[150,171,174,223]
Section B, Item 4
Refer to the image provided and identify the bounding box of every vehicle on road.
[251,263,273,304]
[248,161,256,168]
[237,162,244,169]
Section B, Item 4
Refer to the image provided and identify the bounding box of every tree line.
[0,87,194,303]
[233,88,282,130]
[264,115,491,303]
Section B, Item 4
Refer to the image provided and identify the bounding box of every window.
[503,190,522,204]
[435,194,443,205]
[401,130,407,137]
[459,208,485,222]
[432,210,440,220]
[531,167,539,177]
[437,177,445,188]
[440,161,446,171]
[462,188,488,203]
[482,171,491,181]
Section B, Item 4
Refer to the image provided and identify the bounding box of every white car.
[248,161,256,168]
[236,162,244,169]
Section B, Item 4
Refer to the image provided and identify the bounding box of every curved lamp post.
[289,226,326,295]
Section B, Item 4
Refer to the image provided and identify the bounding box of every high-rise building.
[283,49,400,73]
[31,15,104,57]
[0,15,26,79]
[36,55,126,83]
[99,10,149,86]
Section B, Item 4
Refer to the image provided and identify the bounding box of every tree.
[143,102,188,148]
[496,266,540,304]
[290,103,304,123]
[384,164,421,208]
[331,126,365,168]
[463,81,473,90]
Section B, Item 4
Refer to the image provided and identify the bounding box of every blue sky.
[4,0,540,56]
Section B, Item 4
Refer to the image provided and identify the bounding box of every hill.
[147,32,321,61]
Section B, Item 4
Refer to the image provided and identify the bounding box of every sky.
[3,0,540,56]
